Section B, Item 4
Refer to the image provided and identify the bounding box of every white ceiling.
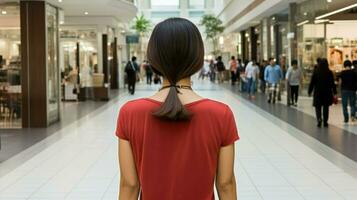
[45,0,138,23]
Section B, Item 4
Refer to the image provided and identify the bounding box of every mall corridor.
[0,82,356,200]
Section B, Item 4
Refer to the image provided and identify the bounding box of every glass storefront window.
[60,28,99,98]
[46,4,59,124]
[0,3,21,128]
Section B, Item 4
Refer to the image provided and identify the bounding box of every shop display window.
[60,27,99,100]
[0,3,21,128]
[46,4,60,125]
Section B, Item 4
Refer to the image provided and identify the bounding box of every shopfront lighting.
[297,20,309,27]
[304,12,307,16]
[58,0,63,2]
[84,12,89,15]
[314,19,330,24]
[316,3,357,20]
[1,10,7,15]
[327,0,332,3]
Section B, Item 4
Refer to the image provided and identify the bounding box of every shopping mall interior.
[0,0,357,199]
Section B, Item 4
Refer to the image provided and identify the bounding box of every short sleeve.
[115,106,129,140]
[221,106,239,146]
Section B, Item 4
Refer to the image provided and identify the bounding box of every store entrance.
[0,3,21,128]
[60,28,99,101]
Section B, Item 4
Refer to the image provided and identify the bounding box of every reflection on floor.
[0,90,121,164]
[279,94,357,135]
[0,81,356,200]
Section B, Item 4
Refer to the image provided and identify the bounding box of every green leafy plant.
[200,14,225,55]
[132,14,151,36]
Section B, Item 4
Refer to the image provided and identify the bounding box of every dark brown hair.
[147,18,204,120]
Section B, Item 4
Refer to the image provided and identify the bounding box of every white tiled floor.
[0,81,357,200]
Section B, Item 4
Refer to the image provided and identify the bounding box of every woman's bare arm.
[216,144,237,200]
[118,139,140,200]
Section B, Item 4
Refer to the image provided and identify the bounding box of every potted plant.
[200,14,225,56]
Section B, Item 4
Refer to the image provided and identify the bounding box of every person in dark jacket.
[125,56,139,95]
[216,56,225,83]
[339,60,357,123]
[308,58,337,127]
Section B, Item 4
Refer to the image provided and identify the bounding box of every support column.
[102,34,109,84]
[274,24,281,63]
[111,37,119,89]
[288,3,298,64]
[21,1,59,127]
[250,27,258,62]
[240,31,246,61]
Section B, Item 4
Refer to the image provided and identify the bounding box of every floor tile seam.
[236,159,264,199]
[61,145,114,199]
[222,88,357,177]
[0,92,129,179]
[25,145,110,199]
[229,101,307,199]
[24,146,91,199]
[223,90,351,198]
[0,141,77,193]
[237,102,344,199]
[100,172,119,200]
[22,134,115,196]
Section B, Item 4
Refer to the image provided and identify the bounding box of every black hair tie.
[159,85,192,93]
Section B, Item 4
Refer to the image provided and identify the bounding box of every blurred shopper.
[259,60,268,93]
[237,58,244,84]
[216,56,226,83]
[265,58,283,104]
[339,60,357,123]
[245,61,259,99]
[209,59,216,82]
[117,18,239,200]
[308,58,337,128]
[125,56,139,95]
[143,60,153,85]
[286,60,303,106]
[229,56,238,85]
[314,58,321,70]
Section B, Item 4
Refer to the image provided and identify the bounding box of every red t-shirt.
[116,98,239,200]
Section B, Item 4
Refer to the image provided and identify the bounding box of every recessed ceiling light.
[58,0,63,2]
[327,0,332,2]
[1,10,7,15]
[84,12,89,15]
[304,12,307,16]
[60,21,64,24]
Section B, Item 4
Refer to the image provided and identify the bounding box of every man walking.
[125,56,139,95]
[264,58,283,104]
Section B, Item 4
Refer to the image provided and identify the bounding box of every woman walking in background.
[286,60,303,106]
[229,56,238,85]
[308,58,337,128]
[216,56,226,83]
[245,61,259,99]
[117,18,239,200]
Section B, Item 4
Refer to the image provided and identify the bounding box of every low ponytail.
[147,18,204,121]
[153,85,191,120]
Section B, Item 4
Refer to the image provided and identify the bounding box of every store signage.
[287,32,295,39]
[126,35,139,44]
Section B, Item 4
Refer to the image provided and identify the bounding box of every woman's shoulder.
[120,98,157,113]
[194,99,233,115]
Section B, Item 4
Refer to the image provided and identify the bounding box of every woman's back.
[116,98,238,200]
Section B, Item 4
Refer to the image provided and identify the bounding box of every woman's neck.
[162,78,191,86]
